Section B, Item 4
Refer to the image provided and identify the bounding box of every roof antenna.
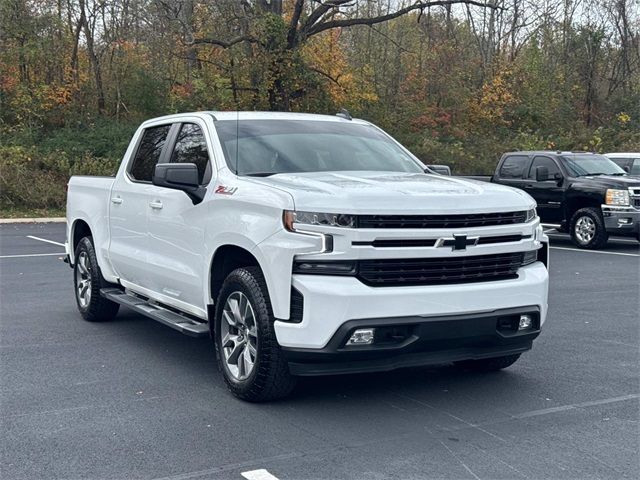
[336,108,352,121]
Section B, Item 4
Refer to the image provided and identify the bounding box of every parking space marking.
[513,393,640,419]
[26,235,65,247]
[241,470,280,480]
[0,252,65,259]
[550,246,639,257]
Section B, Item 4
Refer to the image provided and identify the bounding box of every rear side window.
[129,125,172,182]
[499,155,528,178]
[528,156,561,179]
[170,123,210,184]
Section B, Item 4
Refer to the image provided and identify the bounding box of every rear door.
[109,123,173,286]
[145,121,213,316]
[494,154,531,190]
[524,155,565,223]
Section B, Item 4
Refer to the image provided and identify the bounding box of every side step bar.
[101,288,209,338]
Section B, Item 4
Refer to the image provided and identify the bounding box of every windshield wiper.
[243,172,277,177]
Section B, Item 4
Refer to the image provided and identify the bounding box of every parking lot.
[1,222,638,480]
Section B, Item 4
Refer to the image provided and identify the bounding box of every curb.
[0,217,67,224]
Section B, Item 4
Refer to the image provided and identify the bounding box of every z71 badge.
[214,185,238,195]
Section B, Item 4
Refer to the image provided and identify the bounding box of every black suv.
[491,151,640,248]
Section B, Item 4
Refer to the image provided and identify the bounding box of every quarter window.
[170,123,210,184]
[129,125,172,182]
[528,156,561,180]
[499,155,528,179]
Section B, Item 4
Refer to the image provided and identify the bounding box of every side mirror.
[623,165,631,173]
[535,166,549,182]
[153,163,206,204]
[426,164,451,176]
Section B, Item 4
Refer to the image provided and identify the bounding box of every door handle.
[111,197,123,205]
[149,200,163,210]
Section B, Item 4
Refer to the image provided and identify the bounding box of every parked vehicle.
[605,153,640,176]
[491,151,640,247]
[65,112,549,401]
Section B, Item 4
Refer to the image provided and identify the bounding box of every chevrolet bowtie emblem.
[435,234,479,251]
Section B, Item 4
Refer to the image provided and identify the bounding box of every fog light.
[347,328,375,345]
[617,218,630,224]
[518,315,533,330]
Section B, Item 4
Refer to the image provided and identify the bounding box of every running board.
[101,288,209,337]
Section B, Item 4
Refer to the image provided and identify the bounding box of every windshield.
[214,120,423,176]
[561,154,627,176]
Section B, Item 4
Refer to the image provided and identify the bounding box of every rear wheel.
[214,267,295,402]
[455,354,521,372]
[74,237,120,322]
[570,207,608,249]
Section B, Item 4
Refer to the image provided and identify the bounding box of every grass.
[0,207,66,219]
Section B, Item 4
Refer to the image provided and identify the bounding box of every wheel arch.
[565,196,601,223]
[71,219,92,262]
[207,245,266,329]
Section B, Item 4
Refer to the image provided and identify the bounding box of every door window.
[498,155,528,179]
[170,123,210,184]
[528,156,561,180]
[129,125,172,182]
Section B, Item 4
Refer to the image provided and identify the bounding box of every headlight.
[605,189,629,206]
[283,210,356,231]
[525,208,537,222]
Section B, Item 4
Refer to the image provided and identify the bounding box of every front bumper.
[601,206,640,236]
[283,306,541,376]
[274,261,548,350]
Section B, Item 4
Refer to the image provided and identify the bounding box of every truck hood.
[252,171,535,214]
[572,175,640,189]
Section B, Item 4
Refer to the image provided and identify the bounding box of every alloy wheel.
[575,216,595,244]
[220,291,258,381]
[75,251,92,308]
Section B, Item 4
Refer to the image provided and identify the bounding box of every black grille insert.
[358,252,525,286]
[288,287,304,323]
[358,211,528,229]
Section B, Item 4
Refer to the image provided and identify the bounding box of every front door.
[145,122,213,316]
[524,156,565,224]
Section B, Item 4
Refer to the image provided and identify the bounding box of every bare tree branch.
[304,1,500,38]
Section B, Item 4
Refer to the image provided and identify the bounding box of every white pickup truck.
[66,111,549,401]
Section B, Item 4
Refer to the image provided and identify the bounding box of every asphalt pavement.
[1,223,638,480]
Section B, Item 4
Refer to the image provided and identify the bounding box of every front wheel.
[214,267,296,402]
[570,207,608,249]
[455,354,521,372]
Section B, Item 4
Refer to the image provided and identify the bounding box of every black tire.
[73,237,120,322]
[214,267,296,402]
[570,207,608,249]
[455,354,521,372]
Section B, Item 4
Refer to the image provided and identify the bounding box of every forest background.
[1,0,638,215]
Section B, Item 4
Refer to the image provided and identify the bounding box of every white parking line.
[0,252,65,259]
[241,470,280,480]
[26,235,65,247]
[550,246,639,257]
